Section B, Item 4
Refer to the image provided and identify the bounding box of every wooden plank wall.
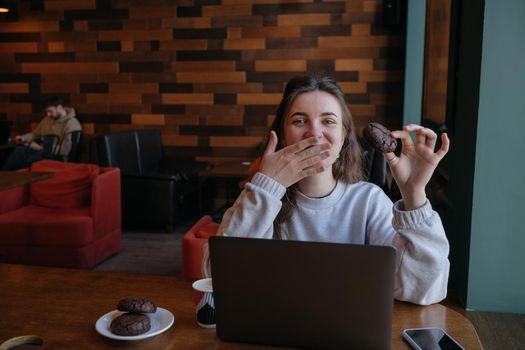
[0,0,405,163]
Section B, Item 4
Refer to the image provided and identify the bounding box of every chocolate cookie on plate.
[117,298,157,314]
[110,312,151,336]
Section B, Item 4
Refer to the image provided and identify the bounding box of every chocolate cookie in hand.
[363,122,397,153]
[117,298,157,314]
[110,312,151,336]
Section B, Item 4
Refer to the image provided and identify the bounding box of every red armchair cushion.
[29,160,99,208]
[0,205,93,246]
[195,222,220,239]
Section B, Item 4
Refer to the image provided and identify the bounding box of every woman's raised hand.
[385,124,450,210]
[259,131,331,188]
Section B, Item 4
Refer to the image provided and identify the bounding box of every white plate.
[192,278,213,293]
[95,307,174,341]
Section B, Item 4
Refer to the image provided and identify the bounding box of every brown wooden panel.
[75,20,89,31]
[222,0,312,4]
[338,81,368,94]
[81,123,95,135]
[87,93,142,104]
[1,0,404,163]
[359,70,403,82]
[99,30,172,41]
[60,41,96,52]
[21,62,118,73]
[171,61,236,72]
[108,104,145,114]
[210,136,264,148]
[161,93,214,105]
[177,72,245,83]
[131,114,165,125]
[255,60,306,72]
[0,103,32,115]
[241,26,300,38]
[41,83,79,93]
[352,23,371,36]
[0,83,29,93]
[202,4,251,17]
[223,38,265,50]
[161,40,207,51]
[228,28,242,39]
[422,0,451,126]
[349,104,376,116]
[45,0,96,11]
[237,93,281,105]
[162,134,198,146]
[164,114,199,126]
[186,104,244,119]
[335,58,374,71]
[193,83,263,93]
[109,83,158,93]
[129,7,176,19]
[363,0,379,12]
[206,115,243,126]
[0,21,59,32]
[212,16,263,28]
[121,41,134,52]
[319,36,403,48]
[277,14,331,26]
[162,17,211,29]
[310,47,381,59]
[0,43,38,53]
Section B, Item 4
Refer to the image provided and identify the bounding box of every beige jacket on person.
[20,107,81,161]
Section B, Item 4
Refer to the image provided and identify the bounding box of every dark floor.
[94,225,525,350]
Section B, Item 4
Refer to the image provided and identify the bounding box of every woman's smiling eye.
[291,118,306,125]
[323,119,337,125]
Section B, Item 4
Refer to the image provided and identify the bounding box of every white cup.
[192,278,215,328]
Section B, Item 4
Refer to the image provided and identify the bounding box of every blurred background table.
[0,171,54,191]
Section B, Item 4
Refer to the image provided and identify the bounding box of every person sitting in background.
[3,96,81,170]
[203,74,451,305]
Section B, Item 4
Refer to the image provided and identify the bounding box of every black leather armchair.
[90,129,211,231]
[361,139,388,190]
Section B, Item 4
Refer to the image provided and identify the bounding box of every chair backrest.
[0,120,12,145]
[136,129,162,174]
[94,131,141,174]
[361,140,387,190]
[40,131,81,162]
[90,130,163,175]
[67,130,81,162]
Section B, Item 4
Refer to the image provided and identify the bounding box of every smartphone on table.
[403,327,465,350]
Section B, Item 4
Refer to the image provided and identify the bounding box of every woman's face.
[283,90,345,168]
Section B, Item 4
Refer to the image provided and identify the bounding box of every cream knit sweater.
[205,172,450,305]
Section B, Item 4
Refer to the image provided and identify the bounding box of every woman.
[204,74,450,305]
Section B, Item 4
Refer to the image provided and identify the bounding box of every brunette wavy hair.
[270,74,364,238]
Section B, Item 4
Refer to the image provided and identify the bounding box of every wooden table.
[199,162,251,214]
[0,171,54,191]
[0,264,483,350]
[199,162,251,179]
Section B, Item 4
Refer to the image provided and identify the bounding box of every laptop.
[208,236,396,350]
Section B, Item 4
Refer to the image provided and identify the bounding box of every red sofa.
[182,215,219,279]
[0,160,121,269]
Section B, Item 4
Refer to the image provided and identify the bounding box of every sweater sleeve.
[390,200,450,305]
[217,172,286,239]
[202,172,285,277]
